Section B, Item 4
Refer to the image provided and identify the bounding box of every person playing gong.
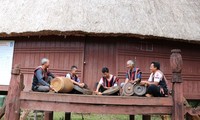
[140,62,168,97]
[121,60,142,87]
[95,67,119,95]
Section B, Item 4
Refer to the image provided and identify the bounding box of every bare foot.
[145,94,152,97]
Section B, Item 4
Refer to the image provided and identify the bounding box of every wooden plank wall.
[13,36,85,91]
[83,37,116,89]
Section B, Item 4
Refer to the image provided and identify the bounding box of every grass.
[53,112,166,120]
[0,111,170,120]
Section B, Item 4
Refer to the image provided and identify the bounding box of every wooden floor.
[20,92,173,115]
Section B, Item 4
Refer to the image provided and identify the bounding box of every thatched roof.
[0,0,200,42]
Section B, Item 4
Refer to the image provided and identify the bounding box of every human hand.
[160,87,164,95]
[78,83,85,88]
[50,85,56,92]
[140,81,148,86]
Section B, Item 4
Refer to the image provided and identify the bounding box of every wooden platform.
[4,49,196,120]
[20,92,173,115]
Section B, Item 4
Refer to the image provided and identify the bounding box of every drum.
[133,84,147,96]
[121,82,134,96]
[102,86,120,95]
[51,77,74,93]
[73,85,93,95]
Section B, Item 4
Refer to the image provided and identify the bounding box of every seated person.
[140,62,168,97]
[32,58,55,92]
[95,67,119,94]
[121,60,142,87]
[66,65,84,88]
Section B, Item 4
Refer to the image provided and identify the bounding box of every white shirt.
[99,74,113,85]
[148,70,163,83]
[65,73,71,79]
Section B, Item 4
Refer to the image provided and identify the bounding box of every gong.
[121,82,134,96]
[73,85,93,95]
[133,84,147,96]
[102,86,120,95]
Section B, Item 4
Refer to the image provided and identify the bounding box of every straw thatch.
[0,0,199,41]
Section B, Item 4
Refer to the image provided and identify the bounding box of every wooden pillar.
[65,112,71,120]
[129,115,134,120]
[142,115,151,120]
[170,49,184,120]
[44,111,53,120]
[4,64,24,120]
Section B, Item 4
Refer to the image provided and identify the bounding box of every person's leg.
[95,82,106,92]
[47,76,54,84]
[146,84,160,97]
[35,86,50,92]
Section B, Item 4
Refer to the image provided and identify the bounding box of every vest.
[127,68,141,80]
[152,70,168,95]
[32,66,49,88]
[103,76,118,87]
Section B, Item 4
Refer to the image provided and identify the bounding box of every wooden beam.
[20,100,172,115]
[0,85,8,92]
[129,115,134,120]
[142,115,150,120]
[44,111,53,120]
[185,106,200,116]
[184,94,200,100]
[65,112,71,120]
[20,92,173,106]
[4,64,24,120]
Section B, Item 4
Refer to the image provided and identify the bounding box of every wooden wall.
[12,36,200,100]
[83,37,116,89]
[13,36,85,91]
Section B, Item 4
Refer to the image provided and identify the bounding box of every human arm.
[66,73,84,87]
[47,71,55,78]
[126,72,142,84]
[95,82,101,93]
[140,81,159,86]
[125,72,130,84]
[140,72,161,86]
[95,78,104,93]
[71,79,84,88]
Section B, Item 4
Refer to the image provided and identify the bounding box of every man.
[140,62,168,97]
[121,60,142,87]
[95,67,119,94]
[66,65,84,88]
[32,58,55,92]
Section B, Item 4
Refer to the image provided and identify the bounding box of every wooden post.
[4,64,24,120]
[170,49,184,120]
[129,115,134,120]
[65,112,71,120]
[44,111,53,120]
[142,115,151,120]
